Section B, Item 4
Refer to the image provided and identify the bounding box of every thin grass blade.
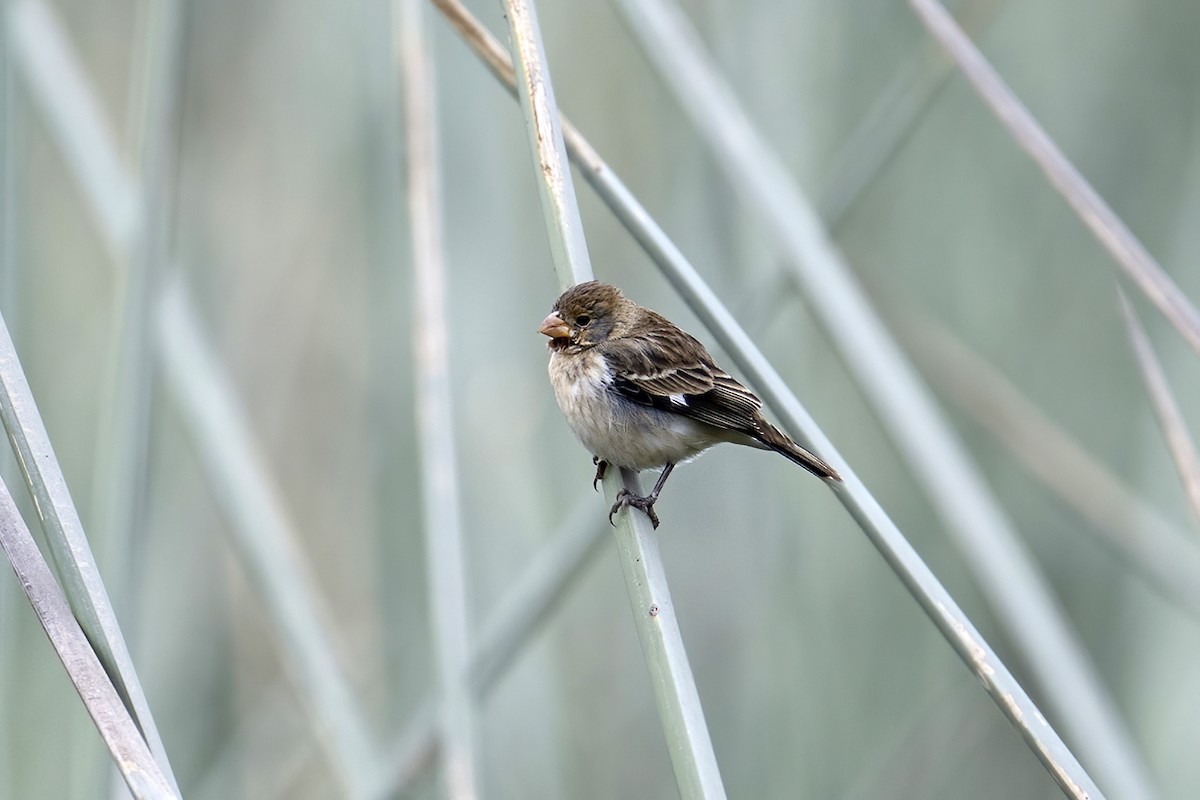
[193,685,309,800]
[374,491,608,797]
[0,10,19,789]
[398,0,479,796]
[10,0,383,792]
[90,8,187,797]
[5,6,174,787]
[468,492,606,696]
[499,1,726,796]
[6,0,137,259]
[900,314,1200,619]
[430,3,1106,796]
[609,0,1151,795]
[819,0,1006,226]
[1117,290,1200,531]
[501,0,591,289]
[89,0,184,616]
[607,466,727,800]
[156,279,377,797]
[0,474,176,799]
[908,0,1200,358]
[0,306,177,789]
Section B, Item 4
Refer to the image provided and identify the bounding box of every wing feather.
[600,318,763,436]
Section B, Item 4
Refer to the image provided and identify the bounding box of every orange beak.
[539,311,570,339]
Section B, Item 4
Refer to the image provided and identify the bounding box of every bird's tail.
[757,420,841,481]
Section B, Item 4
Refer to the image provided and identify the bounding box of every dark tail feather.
[757,421,841,481]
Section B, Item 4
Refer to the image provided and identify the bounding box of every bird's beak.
[539,311,570,339]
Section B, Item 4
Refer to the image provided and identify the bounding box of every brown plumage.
[540,280,839,528]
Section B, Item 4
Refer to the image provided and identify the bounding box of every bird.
[539,280,840,529]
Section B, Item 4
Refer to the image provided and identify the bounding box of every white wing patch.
[669,394,688,407]
[629,366,679,381]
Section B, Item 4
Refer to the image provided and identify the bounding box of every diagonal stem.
[0,459,176,798]
[909,0,1200,357]
[1117,290,1200,531]
[430,1,1108,795]
[899,312,1200,619]
[609,0,1152,795]
[157,280,378,797]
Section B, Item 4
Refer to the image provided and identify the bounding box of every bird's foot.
[592,457,608,492]
[608,489,660,529]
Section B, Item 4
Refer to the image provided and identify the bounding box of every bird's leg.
[591,456,608,491]
[608,463,676,530]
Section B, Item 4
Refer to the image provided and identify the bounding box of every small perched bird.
[539,280,840,528]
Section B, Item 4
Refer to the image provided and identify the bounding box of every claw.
[608,488,660,529]
[591,457,608,492]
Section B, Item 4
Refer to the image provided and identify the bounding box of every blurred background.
[2,0,1200,797]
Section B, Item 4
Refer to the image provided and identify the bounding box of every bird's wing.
[602,319,763,435]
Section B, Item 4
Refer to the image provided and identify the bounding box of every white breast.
[548,349,719,470]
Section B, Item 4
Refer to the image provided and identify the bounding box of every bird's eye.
[574,315,591,326]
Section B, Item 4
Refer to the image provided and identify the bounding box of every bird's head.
[539,280,629,352]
